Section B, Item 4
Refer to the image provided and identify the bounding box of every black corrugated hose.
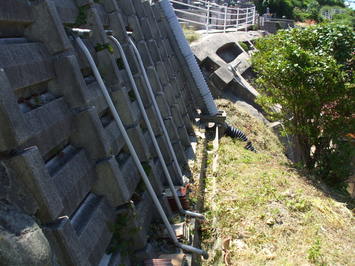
[224,124,257,152]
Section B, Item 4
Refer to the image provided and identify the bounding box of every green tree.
[252,23,354,184]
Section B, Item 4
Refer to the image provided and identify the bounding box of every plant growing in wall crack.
[107,211,141,256]
[95,43,114,54]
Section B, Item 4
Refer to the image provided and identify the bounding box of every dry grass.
[200,99,355,265]
[182,25,201,44]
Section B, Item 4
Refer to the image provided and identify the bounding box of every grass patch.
[182,25,200,43]
[200,99,354,265]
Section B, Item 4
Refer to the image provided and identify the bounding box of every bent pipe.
[74,34,208,259]
[159,0,218,116]
[225,124,256,152]
[108,35,205,221]
[127,37,205,221]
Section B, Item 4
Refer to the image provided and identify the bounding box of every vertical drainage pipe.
[74,34,208,259]
[159,0,218,116]
[108,35,204,220]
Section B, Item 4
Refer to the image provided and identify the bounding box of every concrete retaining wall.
[0,0,207,264]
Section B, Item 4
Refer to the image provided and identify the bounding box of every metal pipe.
[74,34,207,258]
[127,37,205,220]
[108,35,204,220]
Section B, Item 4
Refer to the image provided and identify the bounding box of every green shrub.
[252,23,354,183]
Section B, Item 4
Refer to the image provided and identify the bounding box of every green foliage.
[320,6,355,27]
[253,0,346,21]
[74,5,89,27]
[308,238,326,265]
[238,41,250,52]
[95,43,114,54]
[252,23,354,183]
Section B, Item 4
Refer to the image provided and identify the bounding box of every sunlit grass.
[200,99,354,265]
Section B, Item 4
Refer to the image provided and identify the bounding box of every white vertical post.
[245,7,249,31]
[235,7,239,31]
[223,6,227,33]
[252,6,256,28]
[206,2,210,34]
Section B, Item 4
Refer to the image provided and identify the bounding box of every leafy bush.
[238,41,250,52]
[252,23,354,183]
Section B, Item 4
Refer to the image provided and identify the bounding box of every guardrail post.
[235,7,240,31]
[245,7,249,31]
[253,7,256,27]
[223,6,227,33]
[206,2,210,34]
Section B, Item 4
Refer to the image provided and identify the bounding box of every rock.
[0,202,53,266]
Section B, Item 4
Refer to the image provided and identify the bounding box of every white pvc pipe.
[108,35,204,220]
[160,0,218,116]
[74,35,207,259]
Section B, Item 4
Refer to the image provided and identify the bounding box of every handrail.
[170,0,256,33]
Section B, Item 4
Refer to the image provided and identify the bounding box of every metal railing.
[171,0,256,33]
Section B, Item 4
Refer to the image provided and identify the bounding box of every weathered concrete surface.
[191,31,263,109]
[0,202,53,266]
[191,31,263,75]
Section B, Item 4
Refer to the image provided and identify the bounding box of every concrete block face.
[44,217,88,266]
[0,0,32,24]
[45,194,115,266]
[49,55,91,109]
[0,71,32,151]
[147,66,164,93]
[103,119,125,156]
[156,135,174,164]
[0,42,55,90]
[71,107,112,161]
[155,61,169,87]
[86,6,108,45]
[156,92,172,119]
[116,153,141,198]
[172,140,189,172]
[85,81,109,115]
[75,195,115,266]
[23,97,73,156]
[94,157,132,207]
[146,158,164,194]
[49,148,96,218]
[128,16,145,41]
[52,0,78,25]
[145,105,163,137]
[133,74,152,108]
[101,0,119,13]
[162,84,176,107]
[126,125,151,162]
[117,0,136,16]
[165,160,183,186]
[24,0,71,55]
[116,192,154,251]
[4,147,64,223]
[0,162,39,216]
[95,49,121,87]
[131,0,145,18]
[139,17,154,41]
[136,40,153,69]
[109,11,129,43]
[164,117,180,143]
[111,85,141,128]
[170,104,185,129]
